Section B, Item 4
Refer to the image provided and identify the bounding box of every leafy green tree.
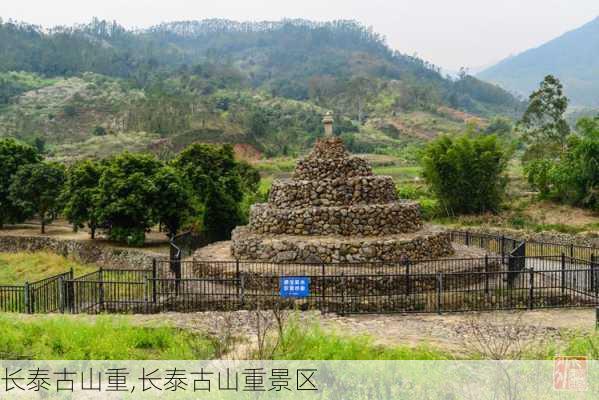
[9,162,65,233]
[202,181,243,241]
[152,165,195,239]
[527,116,599,210]
[62,160,104,239]
[519,75,570,158]
[0,138,41,228]
[95,153,162,245]
[172,143,243,202]
[422,134,508,215]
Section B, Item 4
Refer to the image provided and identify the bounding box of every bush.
[422,134,507,215]
[523,117,599,210]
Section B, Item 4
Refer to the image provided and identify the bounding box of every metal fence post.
[592,254,597,295]
[99,267,105,311]
[321,262,326,312]
[501,235,506,265]
[152,259,157,304]
[436,273,443,315]
[405,258,411,296]
[528,269,534,310]
[465,231,470,246]
[484,255,490,295]
[570,244,574,260]
[58,277,65,313]
[235,259,241,300]
[561,253,566,295]
[24,282,31,314]
[340,272,345,316]
[239,273,245,307]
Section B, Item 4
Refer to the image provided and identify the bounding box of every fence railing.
[450,230,597,262]
[2,231,599,315]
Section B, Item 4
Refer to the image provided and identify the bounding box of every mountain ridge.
[478,16,599,106]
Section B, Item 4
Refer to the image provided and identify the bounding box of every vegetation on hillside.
[0,18,524,157]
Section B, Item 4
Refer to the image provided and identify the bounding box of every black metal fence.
[1,231,599,315]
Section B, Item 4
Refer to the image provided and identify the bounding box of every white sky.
[2,0,598,71]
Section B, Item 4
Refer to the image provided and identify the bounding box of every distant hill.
[0,18,524,157]
[478,17,599,107]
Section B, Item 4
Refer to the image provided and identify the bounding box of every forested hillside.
[0,18,524,158]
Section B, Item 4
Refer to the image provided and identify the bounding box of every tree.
[95,153,162,245]
[172,143,243,203]
[9,162,65,233]
[519,75,570,158]
[526,116,599,210]
[422,134,508,215]
[61,160,104,239]
[202,181,244,241]
[0,138,41,228]
[152,165,195,239]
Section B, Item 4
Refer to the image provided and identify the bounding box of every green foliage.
[0,138,41,227]
[273,320,450,360]
[525,116,599,211]
[0,18,522,157]
[202,181,244,241]
[95,153,162,245]
[152,165,195,238]
[62,160,104,238]
[422,134,508,215]
[92,125,107,136]
[9,161,65,233]
[519,75,570,159]
[173,143,242,202]
[0,316,215,360]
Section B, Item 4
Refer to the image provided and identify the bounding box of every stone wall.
[249,202,422,236]
[231,226,453,263]
[0,235,164,269]
[269,176,397,208]
[293,157,373,180]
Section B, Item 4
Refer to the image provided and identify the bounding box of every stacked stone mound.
[232,137,453,263]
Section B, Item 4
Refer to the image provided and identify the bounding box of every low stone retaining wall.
[269,176,397,208]
[0,235,164,269]
[231,226,453,263]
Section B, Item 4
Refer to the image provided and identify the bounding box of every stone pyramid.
[232,133,453,263]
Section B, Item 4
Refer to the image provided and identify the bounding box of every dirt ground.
[21,307,590,358]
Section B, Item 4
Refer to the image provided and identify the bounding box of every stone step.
[248,202,422,237]
[269,176,398,208]
[231,226,453,263]
[293,157,373,180]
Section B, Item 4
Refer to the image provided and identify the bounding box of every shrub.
[422,134,507,215]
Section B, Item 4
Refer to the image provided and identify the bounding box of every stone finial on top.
[322,111,334,137]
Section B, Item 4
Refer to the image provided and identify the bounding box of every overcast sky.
[2,0,598,71]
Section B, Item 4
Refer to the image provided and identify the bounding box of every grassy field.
[273,321,451,360]
[0,315,215,359]
[0,251,97,284]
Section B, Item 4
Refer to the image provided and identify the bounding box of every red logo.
[554,356,588,391]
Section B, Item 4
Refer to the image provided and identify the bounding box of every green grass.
[0,315,215,360]
[273,321,452,360]
[373,165,422,182]
[0,251,98,284]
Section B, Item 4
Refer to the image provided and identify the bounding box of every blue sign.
[279,277,310,298]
